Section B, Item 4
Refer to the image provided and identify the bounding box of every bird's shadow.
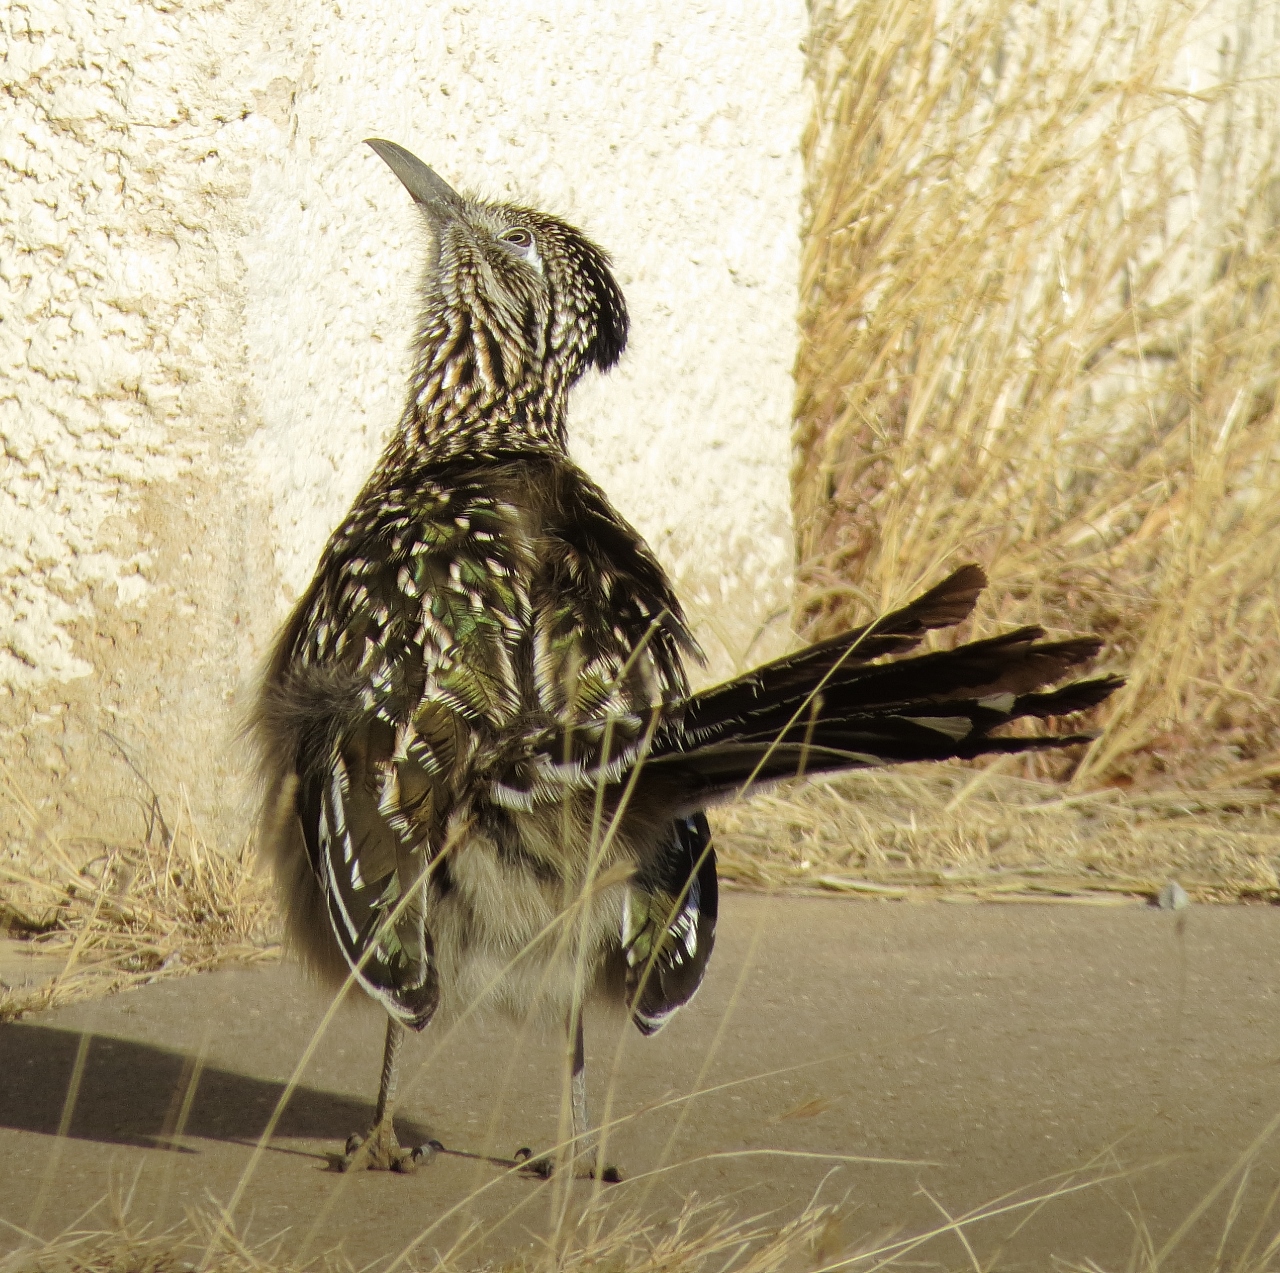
[0,1023,432,1156]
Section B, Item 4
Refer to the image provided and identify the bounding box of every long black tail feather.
[669,630,1107,755]
[686,563,990,727]
[644,565,1123,804]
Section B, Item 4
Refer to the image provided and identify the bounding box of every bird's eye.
[500,228,533,250]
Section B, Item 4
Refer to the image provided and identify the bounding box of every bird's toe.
[410,1138,444,1168]
[339,1123,424,1172]
[574,1151,623,1182]
[510,1145,620,1181]
[335,1132,366,1171]
[513,1146,555,1179]
[389,1149,417,1174]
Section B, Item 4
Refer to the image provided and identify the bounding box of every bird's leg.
[341,1017,431,1173]
[568,1007,624,1181]
[518,1007,622,1181]
[568,1006,595,1175]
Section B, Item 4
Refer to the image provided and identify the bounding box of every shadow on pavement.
[0,1023,433,1153]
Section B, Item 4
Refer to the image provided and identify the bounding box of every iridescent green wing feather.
[286,471,530,1025]
[622,812,718,1035]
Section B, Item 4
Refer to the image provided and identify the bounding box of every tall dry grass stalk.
[0,779,275,1021]
[795,0,1280,791]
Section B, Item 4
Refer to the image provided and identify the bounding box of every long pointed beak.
[365,139,464,216]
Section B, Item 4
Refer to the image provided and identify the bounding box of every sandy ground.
[3,895,1280,1270]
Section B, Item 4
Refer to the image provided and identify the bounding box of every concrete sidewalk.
[3,895,1280,1269]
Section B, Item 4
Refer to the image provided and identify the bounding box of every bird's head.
[367,139,628,451]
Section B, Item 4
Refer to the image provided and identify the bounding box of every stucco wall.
[1,0,806,854]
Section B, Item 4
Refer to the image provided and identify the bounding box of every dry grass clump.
[0,1213,296,1273]
[0,1203,841,1273]
[9,1164,1280,1273]
[713,767,1280,902]
[0,781,275,1022]
[795,0,1280,791]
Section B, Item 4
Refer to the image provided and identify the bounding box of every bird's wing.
[273,469,533,1026]
[621,811,718,1035]
[295,731,441,1026]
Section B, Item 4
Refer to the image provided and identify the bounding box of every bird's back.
[254,450,703,1026]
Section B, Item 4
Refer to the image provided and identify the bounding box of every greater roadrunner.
[252,139,1123,1178]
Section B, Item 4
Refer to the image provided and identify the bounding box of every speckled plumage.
[252,140,1122,1176]
[256,454,702,1032]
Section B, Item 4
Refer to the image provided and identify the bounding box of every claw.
[575,1150,624,1182]
[514,1146,554,1179]
[411,1138,444,1167]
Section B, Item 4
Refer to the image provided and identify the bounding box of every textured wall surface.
[1,0,806,853]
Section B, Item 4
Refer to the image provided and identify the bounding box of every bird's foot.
[513,1146,554,1179]
[339,1123,442,1173]
[512,1146,623,1182]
